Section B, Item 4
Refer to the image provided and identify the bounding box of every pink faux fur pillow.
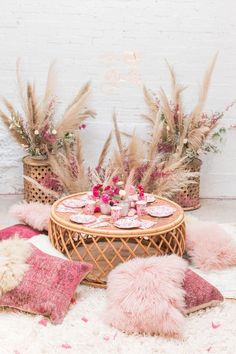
[186,221,236,270]
[9,202,51,231]
[105,255,187,337]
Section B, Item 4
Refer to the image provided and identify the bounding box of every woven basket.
[23,156,56,204]
[172,158,202,211]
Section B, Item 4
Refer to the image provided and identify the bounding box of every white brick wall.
[0,0,236,197]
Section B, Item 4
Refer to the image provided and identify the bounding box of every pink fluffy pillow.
[9,202,51,231]
[105,255,187,337]
[0,224,41,240]
[183,269,224,314]
[186,221,236,270]
[0,245,92,324]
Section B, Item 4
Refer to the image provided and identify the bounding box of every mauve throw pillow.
[0,224,41,240]
[0,246,92,324]
[183,269,224,314]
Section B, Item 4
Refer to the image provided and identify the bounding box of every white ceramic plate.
[70,214,97,224]
[131,193,156,203]
[63,199,86,208]
[114,218,141,229]
[147,205,176,218]
[56,205,79,213]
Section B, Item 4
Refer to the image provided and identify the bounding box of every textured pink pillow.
[183,269,224,314]
[105,255,187,337]
[0,246,92,324]
[0,224,41,240]
[186,221,236,270]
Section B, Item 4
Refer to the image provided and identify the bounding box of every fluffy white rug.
[0,223,236,354]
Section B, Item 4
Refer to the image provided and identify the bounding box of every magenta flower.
[92,186,100,198]
[101,193,110,204]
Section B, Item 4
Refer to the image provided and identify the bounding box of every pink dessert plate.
[114,217,141,229]
[63,199,86,208]
[147,205,176,218]
[70,214,97,224]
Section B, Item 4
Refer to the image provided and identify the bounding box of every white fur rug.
[0,223,236,354]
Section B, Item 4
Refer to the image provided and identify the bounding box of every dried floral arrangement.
[0,62,95,159]
[90,114,197,199]
[143,55,234,161]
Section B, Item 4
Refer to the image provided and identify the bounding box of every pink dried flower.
[112,176,119,184]
[40,173,63,193]
[41,127,57,144]
[79,124,86,130]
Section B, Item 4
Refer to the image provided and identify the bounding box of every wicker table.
[49,193,186,288]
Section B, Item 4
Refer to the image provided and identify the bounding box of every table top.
[50,192,185,236]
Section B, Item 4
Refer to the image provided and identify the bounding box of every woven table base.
[49,193,186,288]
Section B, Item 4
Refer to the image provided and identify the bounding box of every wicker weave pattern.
[49,220,185,288]
[49,193,186,288]
[172,158,202,211]
[23,156,56,205]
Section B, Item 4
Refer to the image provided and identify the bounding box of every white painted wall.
[0,0,236,197]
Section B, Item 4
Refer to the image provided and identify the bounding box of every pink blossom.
[94,206,101,213]
[79,124,86,130]
[101,193,110,204]
[104,186,111,191]
[112,175,119,184]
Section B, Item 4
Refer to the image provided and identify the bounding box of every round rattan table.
[49,193,186,288]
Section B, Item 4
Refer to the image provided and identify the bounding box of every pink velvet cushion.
[0,246,92,324]
[0,224,41,240]
[183,269,224,314]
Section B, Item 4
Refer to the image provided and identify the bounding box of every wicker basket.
[23,156,56,204]
[172,158,202,211]
[49,193,186,288]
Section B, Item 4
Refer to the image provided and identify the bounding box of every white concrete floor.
[0,195,235,229]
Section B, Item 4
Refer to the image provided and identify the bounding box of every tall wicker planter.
[172,158,202,211]
[23,156,56,204]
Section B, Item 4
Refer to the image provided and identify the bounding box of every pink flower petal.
[61,343,72,349]
[38,319,48,327]
[81,316,88,323]
[103,336,110,341]
[211,321,221,329]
